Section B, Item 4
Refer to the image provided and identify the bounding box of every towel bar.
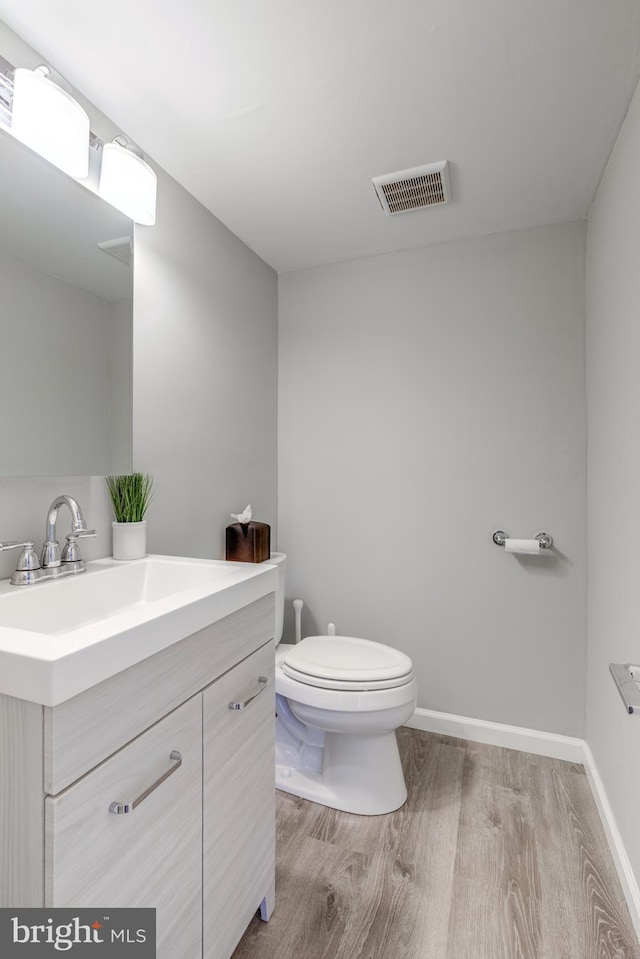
[609,663,640,715]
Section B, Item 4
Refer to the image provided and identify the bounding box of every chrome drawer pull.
[228,676,268,711]
[109,750,182,815]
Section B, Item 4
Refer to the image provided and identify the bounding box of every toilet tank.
[267,552,287,643]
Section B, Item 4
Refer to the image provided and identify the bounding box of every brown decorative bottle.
[225,504,270,563]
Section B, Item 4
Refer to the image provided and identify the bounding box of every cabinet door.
[203,641,275,959]
[45,694,202,959]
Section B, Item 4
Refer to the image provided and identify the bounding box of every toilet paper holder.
[492,530,553,549]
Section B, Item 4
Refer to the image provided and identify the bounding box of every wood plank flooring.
[232,728,640,959]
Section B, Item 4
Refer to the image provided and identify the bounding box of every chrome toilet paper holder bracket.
[492,530,553,549]
[609,663,640,715]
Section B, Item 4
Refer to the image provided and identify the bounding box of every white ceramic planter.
[112,520,147,561]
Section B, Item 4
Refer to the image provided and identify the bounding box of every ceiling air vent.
[372,161,451,215]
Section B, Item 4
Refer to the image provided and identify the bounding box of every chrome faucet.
[41,495,96,570]
[0,495,96,587]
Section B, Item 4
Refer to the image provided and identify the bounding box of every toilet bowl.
[268,553,417,816]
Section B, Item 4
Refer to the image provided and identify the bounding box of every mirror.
[0,124,133,475]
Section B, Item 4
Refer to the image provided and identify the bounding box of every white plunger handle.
[293,599,303,645]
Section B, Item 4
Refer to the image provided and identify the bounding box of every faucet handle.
[0,541,40,568]
[61,531,95,566]
[1,541,43,585]
[62,535,82,564]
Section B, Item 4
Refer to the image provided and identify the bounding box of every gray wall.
[278,222,587,736]
[132,166,278,560]
[108,297,133,472]
[0,247,132,477]
[1,247,111,475]
[585,77,640,881]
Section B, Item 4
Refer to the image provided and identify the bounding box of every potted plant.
[105,472,155,560]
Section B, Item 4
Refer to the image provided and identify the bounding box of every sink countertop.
[0,555,278,707]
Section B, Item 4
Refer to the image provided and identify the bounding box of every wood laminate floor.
[232,728,640,959]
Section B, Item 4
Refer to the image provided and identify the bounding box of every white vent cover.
[372,161,451,215]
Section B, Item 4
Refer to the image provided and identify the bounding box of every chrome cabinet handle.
[228,676,268,711]
[109,750,182,815]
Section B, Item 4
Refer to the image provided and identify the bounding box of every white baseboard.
[582,744,640,940]
[404,707,640,941]
[405,706,585,763]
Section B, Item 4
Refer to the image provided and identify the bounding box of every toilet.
[268,553,417,815]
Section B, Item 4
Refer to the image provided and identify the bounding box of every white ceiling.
[1,1,640,273]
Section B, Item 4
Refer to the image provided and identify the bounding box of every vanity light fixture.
[98,137,157,225]
[11,66,90,178]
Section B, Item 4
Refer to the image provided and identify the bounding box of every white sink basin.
[0,556,243,634]
[0,555,278,706]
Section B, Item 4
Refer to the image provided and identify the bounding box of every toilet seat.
[282,635,414,691]
[281,661,414,691]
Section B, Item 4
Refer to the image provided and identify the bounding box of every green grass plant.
[106,473,155,523]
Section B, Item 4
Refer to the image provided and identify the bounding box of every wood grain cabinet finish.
[204,642,276,959]
[44,595,273,795]
[46,695,203,959]
[0,595,276,959]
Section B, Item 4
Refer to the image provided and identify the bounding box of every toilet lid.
[282,635,413,689]
[281,661,414,691]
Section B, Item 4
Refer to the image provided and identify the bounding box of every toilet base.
[275,730,407,816]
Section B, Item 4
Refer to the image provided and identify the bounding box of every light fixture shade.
[99,142,157,225]
[11,67,90,178]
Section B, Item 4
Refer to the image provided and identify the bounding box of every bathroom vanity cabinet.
[0,594,276,959]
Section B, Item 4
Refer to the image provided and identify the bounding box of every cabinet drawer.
[203,641,275,959]
[45,695,202,959]
[45,594,274,794]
